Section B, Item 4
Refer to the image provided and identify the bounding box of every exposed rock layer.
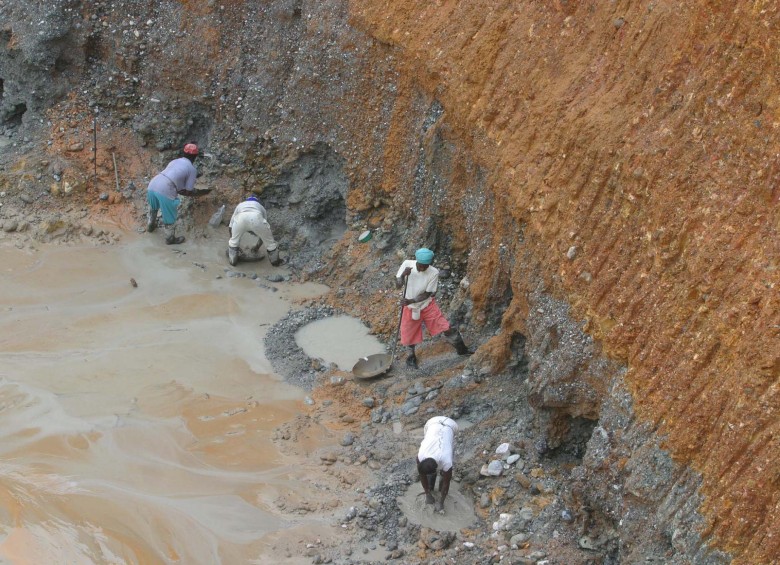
[346,3,779,563]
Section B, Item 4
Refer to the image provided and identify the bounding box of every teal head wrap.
[415,248,434,265]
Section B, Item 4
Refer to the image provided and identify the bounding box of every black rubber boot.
[227,246,239,266]
[268,247,284,266]
[406,353,418,369]
[164,225,185,245]
[147,210,158,232]
[451,334,472,356]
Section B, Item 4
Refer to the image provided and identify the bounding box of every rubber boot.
[227,246,239,266]
[406,346,418,369]
[147,210,158,233]
[448,333,472,356]
[268,247,284,266]
[164,225,185,245]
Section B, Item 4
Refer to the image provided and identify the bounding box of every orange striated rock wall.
[349,1,779,563]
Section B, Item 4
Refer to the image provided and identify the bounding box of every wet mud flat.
[265,301,490,562]
[266,300,619,564]
[0,230,596,565]
[0,233,351,564]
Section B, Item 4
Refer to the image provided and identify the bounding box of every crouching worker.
[146,143,208,244]
[396,247,471,368]
[417,416,459,513]
[227,195,283,266]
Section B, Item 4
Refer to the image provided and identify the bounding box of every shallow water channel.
[0,232,337,564]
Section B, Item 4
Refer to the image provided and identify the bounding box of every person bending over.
[227,195,283,266]
[417,415,459,513]
[146,143,209,244]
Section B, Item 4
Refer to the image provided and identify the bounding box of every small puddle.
[397,481,477,531]
[294,316,386,371]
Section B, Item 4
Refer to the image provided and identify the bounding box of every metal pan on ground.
[352,353,394,379]
[353,275,407,380]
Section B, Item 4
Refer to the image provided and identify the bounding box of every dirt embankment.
[346,3,780,563]
[1,1,778,563]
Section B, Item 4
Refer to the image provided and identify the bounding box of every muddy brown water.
[294,316,386,371]
[0,233,343,564]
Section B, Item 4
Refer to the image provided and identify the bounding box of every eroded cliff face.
[347,3,779,563]
[0,1,777,563]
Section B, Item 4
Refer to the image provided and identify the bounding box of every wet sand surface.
[0,233,342,564]
[398,422,477,531]
[397,482,477,532]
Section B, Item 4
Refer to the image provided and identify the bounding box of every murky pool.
[294,316,386,371]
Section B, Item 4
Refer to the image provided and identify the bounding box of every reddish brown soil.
[349,2,779,563]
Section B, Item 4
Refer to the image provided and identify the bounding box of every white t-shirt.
[396,259,439,313]
[229,199,267,228]
[417,416,458,472]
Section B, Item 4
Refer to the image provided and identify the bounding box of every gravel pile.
[264,305,338,390]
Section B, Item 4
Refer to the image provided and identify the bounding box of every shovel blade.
[352,353,393,379]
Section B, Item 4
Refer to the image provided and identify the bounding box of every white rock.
[487,460,504,476]
[510,532,530,547]
[507,454,521,465]
[492,513,514,531]
[495,442,515,456]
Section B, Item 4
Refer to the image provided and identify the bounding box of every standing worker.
[396,247,471,368]
[417,415,459,513]
[227,195,283,266]
[146,143,208,244]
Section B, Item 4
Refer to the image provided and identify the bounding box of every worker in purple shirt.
[146,143,209,244]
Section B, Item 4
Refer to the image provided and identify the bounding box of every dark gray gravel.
[264,305,338,390]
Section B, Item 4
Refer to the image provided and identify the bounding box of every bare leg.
[444,328,472,355]
[435,468,453,513]
[418,458,435,504]
[249,231,263,254]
